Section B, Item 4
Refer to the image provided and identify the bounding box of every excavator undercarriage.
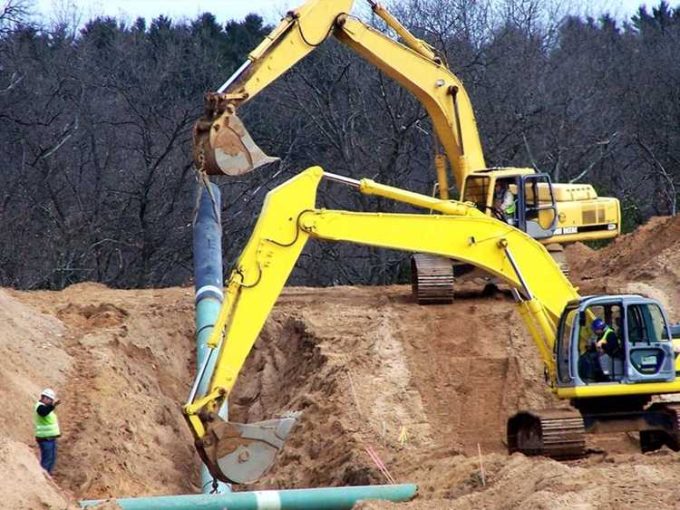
[410,254,455,304]
[509,398,680,459]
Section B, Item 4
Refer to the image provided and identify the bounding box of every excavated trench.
[230,314,384,489]
[227,285,559,492]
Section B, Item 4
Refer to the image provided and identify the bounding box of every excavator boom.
[193,0,485,189]
[184,166,680,481]
[184,166,581,482]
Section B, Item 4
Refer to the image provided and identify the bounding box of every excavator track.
[410,254,454,304]
[639,402,680,453]
[507,409,586,459]
[546,243,570,277]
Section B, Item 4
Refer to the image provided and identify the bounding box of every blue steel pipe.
[192,182,229,494]
[80,484,419,509]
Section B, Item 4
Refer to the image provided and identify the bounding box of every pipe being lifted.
[80,484,418,510]
[192,182,229,494]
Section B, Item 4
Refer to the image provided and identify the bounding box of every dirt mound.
[57,302,129,330]
[567,215,680,279]
[225,287,553,492]
[357,450,680,509]
[4,286,199,500]
[0,438,78,509]
[0,283,556,503]
[566,215,680,320]
[0,289,70,444]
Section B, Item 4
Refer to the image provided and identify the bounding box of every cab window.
[581,304,623,350]
[627,303,669,344]
[650,305,670,341]
[462,176,490,211]
[577,303,622,383]
[557,308,578,383]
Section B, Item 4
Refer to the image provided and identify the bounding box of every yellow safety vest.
[34,402,60,438]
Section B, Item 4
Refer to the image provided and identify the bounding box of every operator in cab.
[592,318,620,357]
[578,318,621,382]
[494,181,516,225]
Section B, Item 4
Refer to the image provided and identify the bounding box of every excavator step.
[410,254,454,304]
[507,409,586,459]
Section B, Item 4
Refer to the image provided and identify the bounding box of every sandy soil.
[1,215,679,509]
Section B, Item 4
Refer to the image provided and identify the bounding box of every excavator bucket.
[193,95,278,176]
[197,416,297,484]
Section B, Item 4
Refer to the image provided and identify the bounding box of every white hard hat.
[40,388,57,400]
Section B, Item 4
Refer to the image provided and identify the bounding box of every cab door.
[624,302,675,383]
[517,174,557,239]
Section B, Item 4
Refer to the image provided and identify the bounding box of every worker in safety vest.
[592,318,621,357]
[34,388,61,474]
[494,181,516,226]
[578,318,621,382]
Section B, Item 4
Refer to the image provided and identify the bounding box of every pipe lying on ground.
[80,484,418,509]
[192,182,229,494]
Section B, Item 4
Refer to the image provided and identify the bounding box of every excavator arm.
[183,166,580,483]
[194,0,486,191]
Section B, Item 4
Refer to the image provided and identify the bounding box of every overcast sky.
[31,0,663,26]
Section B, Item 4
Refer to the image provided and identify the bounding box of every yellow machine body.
[194,0,620,245]
[184,167,680,481]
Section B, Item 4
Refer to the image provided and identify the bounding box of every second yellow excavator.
[193,0,621,302]
[183,166,680,485]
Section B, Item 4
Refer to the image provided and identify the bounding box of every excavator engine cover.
[197,415,297,484]
[193,93,278,176]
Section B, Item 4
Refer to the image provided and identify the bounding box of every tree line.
[0,0,678,289]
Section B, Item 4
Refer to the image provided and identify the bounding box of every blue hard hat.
[591,318,606,333]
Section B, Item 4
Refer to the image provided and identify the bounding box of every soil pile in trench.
[2,215,680,509]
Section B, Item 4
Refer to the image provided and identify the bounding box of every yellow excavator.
[184,166,680,484]
[193,0,621,302]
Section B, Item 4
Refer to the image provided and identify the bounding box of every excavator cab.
[509,295,679,460]
[555,295,676,389]
[462,169,619,245]
[461,170,558,239]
